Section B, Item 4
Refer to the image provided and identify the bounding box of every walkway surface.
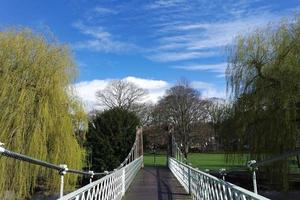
[123,166,191,200]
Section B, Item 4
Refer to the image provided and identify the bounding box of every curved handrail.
[169,136,270,200]
[0,146,100,176]
[58,127,144,199]
[58,156,143,200]
[0,127,144,199]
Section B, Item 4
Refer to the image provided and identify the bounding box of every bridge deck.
[123,166,191,200]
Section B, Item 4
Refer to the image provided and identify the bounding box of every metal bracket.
[89,170,94,183]
[59,164,68,175]
[247,160,258,171]
[219,168,227,180]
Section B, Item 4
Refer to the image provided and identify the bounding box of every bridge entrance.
[123,129,192,199]
[143,126,174,168]
[144,149,168,167]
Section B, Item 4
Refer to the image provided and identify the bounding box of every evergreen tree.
[86,108,140,172]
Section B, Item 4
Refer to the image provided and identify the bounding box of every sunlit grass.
[143,153,167,166]
[187,153,247,170]
[143,153,300,173]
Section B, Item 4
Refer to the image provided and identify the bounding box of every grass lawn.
[187,153,247,171]
[143,153,300,172]
[144,153,167,166]
[143,152,246,169]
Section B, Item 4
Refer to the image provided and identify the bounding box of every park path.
[123,166,191,200]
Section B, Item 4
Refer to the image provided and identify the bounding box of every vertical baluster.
[188,167,191,194]
[122,168,125,196]
[252,170,258,194]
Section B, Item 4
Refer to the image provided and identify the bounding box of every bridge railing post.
[59,164,68,198]
[89,170,94,183]
[247,160,258,194]
[252,169,258,194]
[181,152,183,163]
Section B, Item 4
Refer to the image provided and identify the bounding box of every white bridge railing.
[59,128,144,200]
[168,158,269,200]
[0,128,144,200]
[59,156,143,200]
[169,136,270,200]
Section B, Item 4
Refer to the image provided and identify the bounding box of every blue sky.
[1,0,299,108]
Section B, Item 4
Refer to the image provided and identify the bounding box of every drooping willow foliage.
[226,17,300,190]
[0,28,87,199]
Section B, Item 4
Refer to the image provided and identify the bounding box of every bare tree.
[206,98,229,150]
[157,80,209,157]
[132,102,155,126]
[96,79,147,111]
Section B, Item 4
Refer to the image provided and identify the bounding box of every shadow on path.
[123,167,191,200]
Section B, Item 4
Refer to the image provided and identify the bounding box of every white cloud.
[72,21,135,53]
[73,22,111,39]
[124,76,170,104]
[202,87,226,99]
[73,76,170,111]
[146,0,186,9]
[73,80,110,111]
[174,62,227,75]
[73,76,227,111]
[158,14,278,53]
[177,16,276,50]
[148,4,288,63]
[148,51,217,62]
[93,7,118,15]
[191,81,214,89]
[192,81,226,99]
[124,76,169,90]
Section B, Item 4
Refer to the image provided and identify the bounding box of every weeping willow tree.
[226,17,300,190]
[0,28,87,199]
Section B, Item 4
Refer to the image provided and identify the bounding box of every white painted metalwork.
[58,128,144,200]
[58,156,143,200]
[59,164,68,198]
[168,158,270,200]
[0,128,144,199]
[168,137,270,200]
[247,160,258,194]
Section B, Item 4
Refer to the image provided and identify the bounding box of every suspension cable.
[0,146,96,176]
[0,131,141,177]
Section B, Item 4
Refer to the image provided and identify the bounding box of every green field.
[143,153,300,172]
[186,153,247,170]
[144,153,167,166]
[143,153,247,170]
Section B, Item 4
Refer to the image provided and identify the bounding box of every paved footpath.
[123,166,191,200]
